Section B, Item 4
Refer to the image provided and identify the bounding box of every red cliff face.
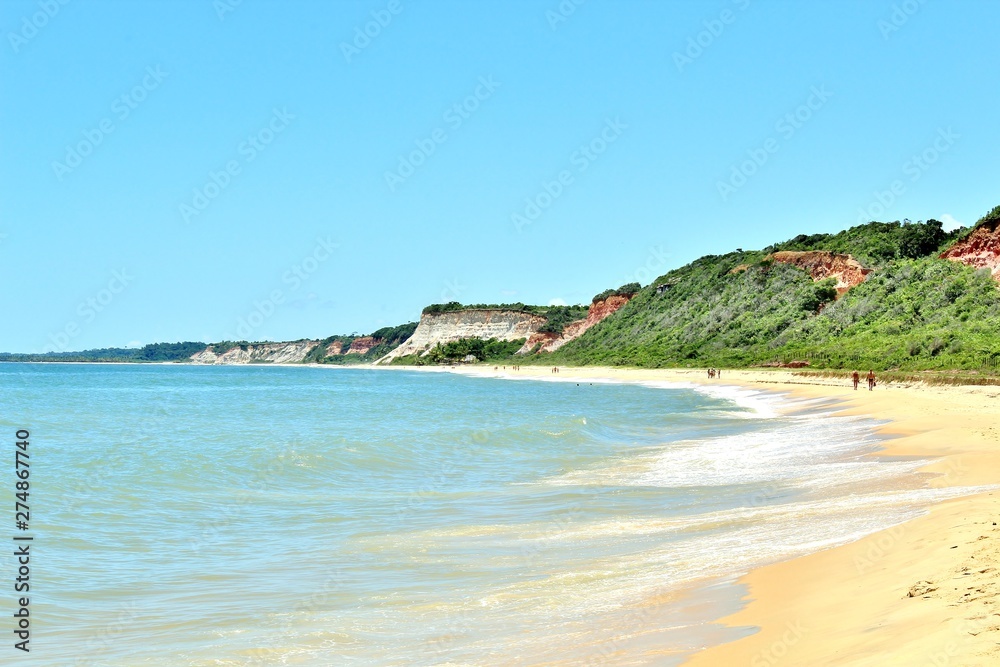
[518,331,561,353]
[584,294,631,325]
[520,295,633,353]
[767,251,872,295]
[940,220,1000,280]
[326,341,344,356]
[346,336,380,355]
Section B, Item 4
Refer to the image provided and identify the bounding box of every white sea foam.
[540,410,901,489]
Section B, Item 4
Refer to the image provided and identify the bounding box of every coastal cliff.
[377,309,547,363]
[767,250,872,294]
[941,219,1000,280]
[518,295,633,353]
[346,336,380,355]
[190,340,319,364]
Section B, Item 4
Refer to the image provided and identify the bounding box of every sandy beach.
[445,364,1000,666]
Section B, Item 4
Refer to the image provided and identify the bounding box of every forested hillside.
[542,212,1000,371]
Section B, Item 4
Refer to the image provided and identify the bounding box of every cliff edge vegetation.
[541,214,1000,371]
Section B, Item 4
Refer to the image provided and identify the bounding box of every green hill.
[531,213,1000,372]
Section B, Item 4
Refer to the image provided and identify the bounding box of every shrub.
[592,282,641,303]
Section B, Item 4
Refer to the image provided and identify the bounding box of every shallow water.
[0,364,979,665]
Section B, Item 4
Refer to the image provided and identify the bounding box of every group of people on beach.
[498,365,521,371]
[701,367,877,391]
[550,367,560,374]
[852,370,877,391]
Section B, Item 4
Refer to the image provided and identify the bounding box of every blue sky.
[2,0,998,352]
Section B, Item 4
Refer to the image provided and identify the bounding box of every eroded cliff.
[767,250,872,294]
[377,310,547,363]
[346,336,379,355]
[190,340,319,364]
[517,295,633,353]
[941,220,1000,280]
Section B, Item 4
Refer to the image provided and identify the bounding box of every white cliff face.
[189,341,319,364]
[377,310,547,363]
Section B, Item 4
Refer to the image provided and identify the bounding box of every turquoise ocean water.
[0,364,979,666]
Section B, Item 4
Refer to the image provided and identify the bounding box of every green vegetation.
[762,259,1000,370]
[392,338,526,365]
[592,282,641,303]
[769,219,955,265]
[306,322,419,364]
[132,342,212,361]
[976,205,1000,227]
[209,341,247,355]
[422,302,538,315]
[541,252,837,367]
[536,210,1000,372]
[0,341,207,363]
[536,305,589,335]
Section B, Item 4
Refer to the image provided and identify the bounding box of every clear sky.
[2,0,998,353]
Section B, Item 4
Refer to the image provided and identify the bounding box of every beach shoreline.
[8,359,998,662]
[435,364,1000,666]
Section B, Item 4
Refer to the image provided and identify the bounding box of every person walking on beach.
[852,371,860,391]
[867,370,876,391]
